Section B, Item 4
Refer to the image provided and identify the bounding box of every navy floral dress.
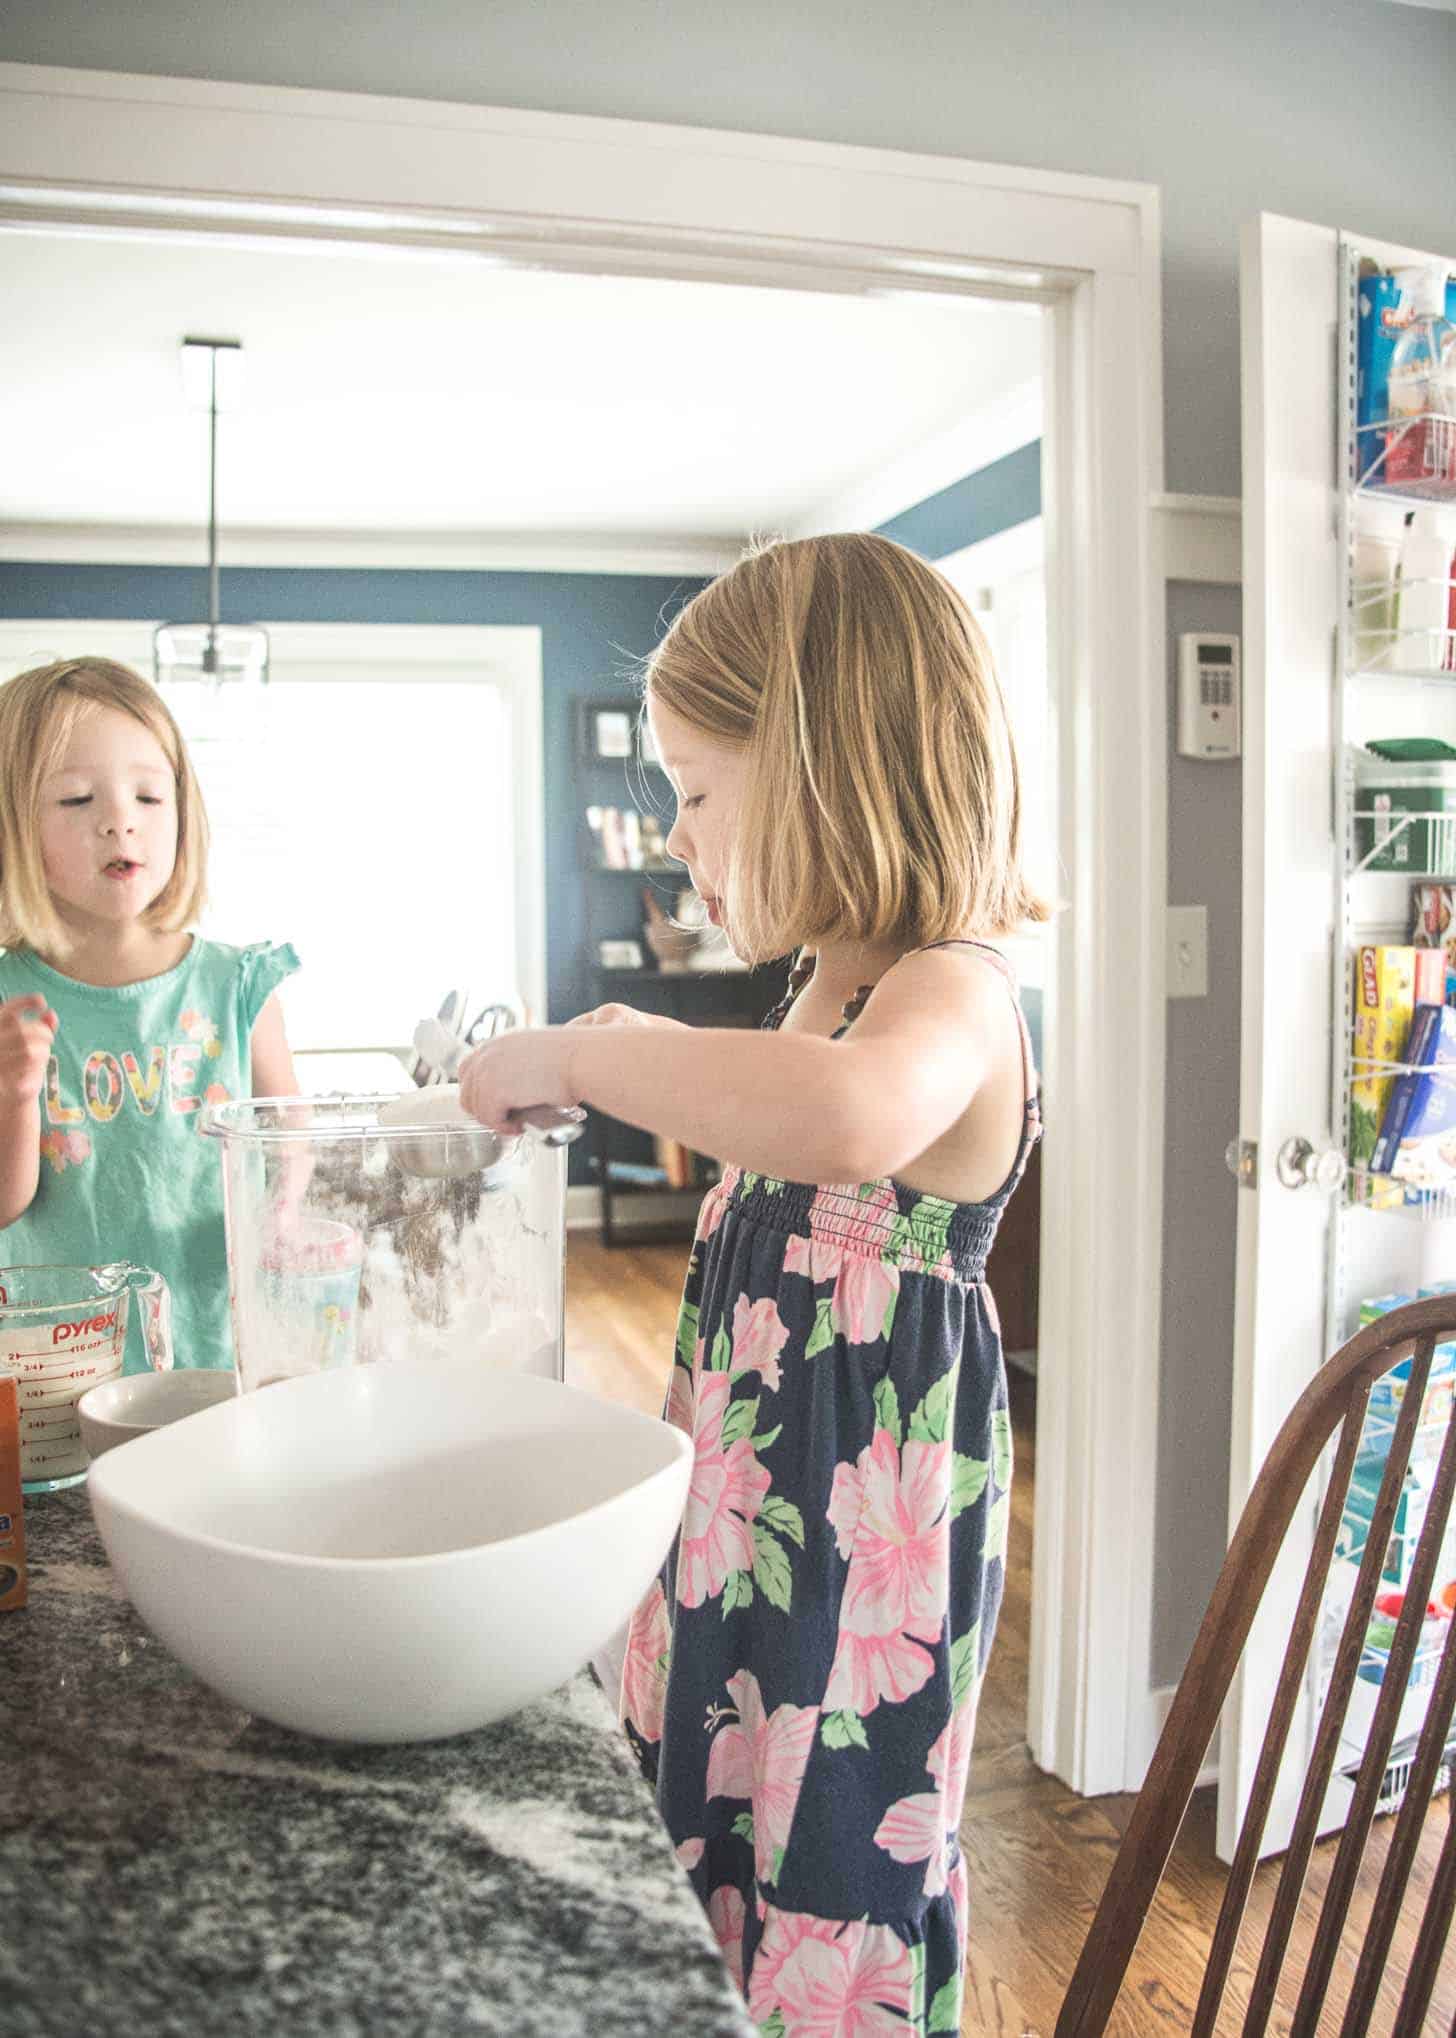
[621,941,1040,2035]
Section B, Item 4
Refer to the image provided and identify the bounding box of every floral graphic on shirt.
[747,1906,916,2037]
[195,1081,231,1136]
[705,1668,817,1888]
[177,1008,224,1059]
[39,1128,92,1174]
[871,1622,982,1898]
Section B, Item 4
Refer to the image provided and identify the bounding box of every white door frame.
[0,61,1168,1796]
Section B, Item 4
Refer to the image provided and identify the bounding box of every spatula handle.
[508,1105,587,1148]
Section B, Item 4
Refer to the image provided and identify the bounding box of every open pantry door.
[1225,214,1456,1864]
[1224,211,1344,1865]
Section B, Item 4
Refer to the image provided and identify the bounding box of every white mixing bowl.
[78,1367,239,1459]
[86,1359,691,1743]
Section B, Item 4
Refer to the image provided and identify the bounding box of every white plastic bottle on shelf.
[1395,508,1456,672]
[1351,496,1408,669]
[1385,267,1456,489]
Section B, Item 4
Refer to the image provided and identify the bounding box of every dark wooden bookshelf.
[573,692,787,1245]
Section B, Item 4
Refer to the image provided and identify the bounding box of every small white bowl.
[86,1359,692,1743]
[77,1369,239,1459]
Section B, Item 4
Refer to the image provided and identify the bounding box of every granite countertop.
[1,1488,755,2038]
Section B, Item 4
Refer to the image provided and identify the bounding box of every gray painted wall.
[2,0,1452,496]
[1156,580,1243,1688]
[4,0,1453,1694]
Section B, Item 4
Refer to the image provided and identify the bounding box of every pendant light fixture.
[154,336,269,690]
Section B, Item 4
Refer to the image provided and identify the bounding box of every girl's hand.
[0,995,57,1108]
[457,1027,580,1136]
[566,1003,687,1031]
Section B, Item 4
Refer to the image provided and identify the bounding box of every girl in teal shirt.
[0,656,299,1372]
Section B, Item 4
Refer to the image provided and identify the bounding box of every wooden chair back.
[1056,1293,1456,2035]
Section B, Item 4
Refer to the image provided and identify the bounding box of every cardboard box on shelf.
[1349,946,1440,1174]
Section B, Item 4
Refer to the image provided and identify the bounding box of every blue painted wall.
[876,441,1041,563]
[0,561,705,1031]
[0,446,1041,1021]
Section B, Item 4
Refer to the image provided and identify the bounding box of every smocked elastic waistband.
[717,1167,1002,1282]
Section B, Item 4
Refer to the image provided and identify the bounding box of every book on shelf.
[1372,1001,1456,1189]
[583,804,673,871]
[654,1136,697,1189]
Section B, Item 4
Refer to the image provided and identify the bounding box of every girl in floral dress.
[459,532,1045,2034]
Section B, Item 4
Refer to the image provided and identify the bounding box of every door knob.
[1275,1137,1346,1192]
[1225,1139,1258,1188]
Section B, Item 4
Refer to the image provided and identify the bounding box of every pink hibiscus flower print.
[674,1836,705,1872]
[705,1668,817,1887]
[783,1232,843,1284]
[830,1255,900,1346]
[730,1294,789,1390]
[667,1357,696,1437]
[823,1430,950,1715]
[677,1370,771,1608]
[707,1883,747,1993]
[871,1699,977,1896]
[619,1578,672,1741]
[698,1169,736,1243]
[748,1906,915,2036]
[809,1179,900,1256]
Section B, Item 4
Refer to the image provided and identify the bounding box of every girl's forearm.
[564,1024,899,1183]
[0,1097,41,1230]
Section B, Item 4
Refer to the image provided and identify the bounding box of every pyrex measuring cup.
[0,1262,175,1493]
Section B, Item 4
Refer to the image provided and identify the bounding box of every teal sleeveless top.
[0,938,299,1373]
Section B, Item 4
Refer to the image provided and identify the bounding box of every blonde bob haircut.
[0,656,209,957]
[645,532,1050,965]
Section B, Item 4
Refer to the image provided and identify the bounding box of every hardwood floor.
[564,1238,1455,2035]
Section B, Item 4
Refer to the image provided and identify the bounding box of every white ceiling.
[0,227,1040,552]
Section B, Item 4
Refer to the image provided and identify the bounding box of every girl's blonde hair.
[646,532,1050,964]
[0,657,209,956]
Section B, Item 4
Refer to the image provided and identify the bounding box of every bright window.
[169,674,517,1052]
[0,619,544,1055]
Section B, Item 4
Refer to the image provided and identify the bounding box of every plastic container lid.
[1354,749,1456,786]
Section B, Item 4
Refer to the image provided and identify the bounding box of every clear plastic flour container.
[201,1095,565,1393]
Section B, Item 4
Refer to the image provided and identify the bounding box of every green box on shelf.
[1355,755,1456,873]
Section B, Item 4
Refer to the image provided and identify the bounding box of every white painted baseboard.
[1128,1681,1221,1794]
[566,1184,702,1233]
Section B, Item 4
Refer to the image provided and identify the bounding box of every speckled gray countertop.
[0,1488,755,2038]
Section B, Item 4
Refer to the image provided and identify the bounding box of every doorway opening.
[0,64,1165,1796]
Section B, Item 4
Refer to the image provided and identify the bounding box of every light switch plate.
[1167,904,1209,999]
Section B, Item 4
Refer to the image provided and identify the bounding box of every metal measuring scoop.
[376,1019,584,1179]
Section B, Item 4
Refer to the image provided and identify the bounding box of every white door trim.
[0,62,1167,1796]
